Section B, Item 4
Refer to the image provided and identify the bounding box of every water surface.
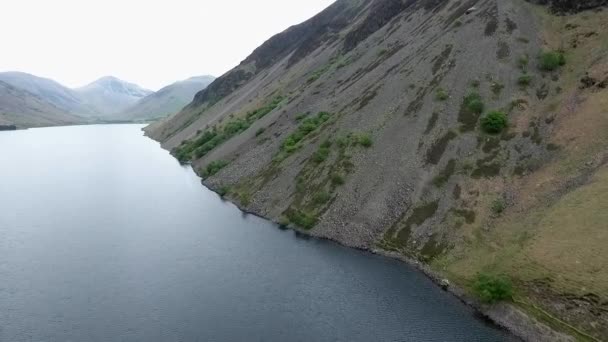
[0,125,517,341]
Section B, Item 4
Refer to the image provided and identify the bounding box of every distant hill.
[75,76,153,116]
[0,71,95,116]
[121,76,215,121]
[0,80,86,128]
[0,72,210,127]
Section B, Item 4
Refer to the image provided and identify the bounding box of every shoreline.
[203,179,575,342]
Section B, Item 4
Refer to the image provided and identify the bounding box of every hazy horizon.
[1,0,335,91]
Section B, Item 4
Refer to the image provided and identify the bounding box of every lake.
[0,124,517,341]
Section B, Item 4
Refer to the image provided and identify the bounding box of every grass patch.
[539,51,566,71]
[433,159,456,187]
[280,112,332,155]
[202,160,229,179]
[331,173,345,186]
[436,88,449,101]
[517,74,533,89]
[357,133,373,148]
[312,191,331,205]
[492,197,506,214]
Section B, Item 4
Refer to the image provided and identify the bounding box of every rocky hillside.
[120,76,215,121]
[75,76,153,116]
[0,80,86,128]
[146,0,608,340]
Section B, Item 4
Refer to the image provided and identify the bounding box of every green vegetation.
[202,160,229,179]
[286,209,318,229]
[539,51,566,71]
[312,191,331,205]
[255,127,265,137]
[280,132,360,230]
[458,92,485,132]
[436,88,449,101]
[175,95,284,162]
[312,144,331,164]
[331,173,345,186]
[517,74,533,88]
[357,133,373,148]
[481,111,508,134]
[280,111,331,154]
[464,92,485,114]
[473,273,513,304]
[492,198,506,214]
[518,55,529,71]
[433,159,456,187]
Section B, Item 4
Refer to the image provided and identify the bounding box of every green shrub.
[331,173,345,186]
[464,92,485,114]
[491,198,506,214]
[312,146,330,164]
[539,51,566,71]
[287,210,317,229]
[436,88,449,101]
[517,74,533,88]
[202,160,229,178]
[471,80,481,88]
[358,134,373,148]
[313,191,331,205]
[473,273,513,303]
[481,111,508,134]
[255,128,265,136]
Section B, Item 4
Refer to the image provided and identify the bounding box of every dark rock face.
[189,0,417,109]
[343,0,413,52]
[190,69,253,108]
[526,0,608,13]
[0,125,17,131]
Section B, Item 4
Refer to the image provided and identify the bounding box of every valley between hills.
[0,72,214,129]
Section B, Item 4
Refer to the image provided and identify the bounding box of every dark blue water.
[0,125,517,341]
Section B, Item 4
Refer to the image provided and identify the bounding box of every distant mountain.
[0,71,95,116]
[121,76,215,121]
[75,76,153,116]
[0,80,86,128]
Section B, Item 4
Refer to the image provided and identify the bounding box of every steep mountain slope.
[0,71,95,116]
[120,76,215,121]
[0,80,86,128]
[146,0,608,340]
[75,76,152,116]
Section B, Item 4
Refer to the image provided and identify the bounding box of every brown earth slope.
[146,0,608,340]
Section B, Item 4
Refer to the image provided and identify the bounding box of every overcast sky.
[0,0,335,90]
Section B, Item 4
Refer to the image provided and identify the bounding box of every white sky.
[0,0,335,90]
